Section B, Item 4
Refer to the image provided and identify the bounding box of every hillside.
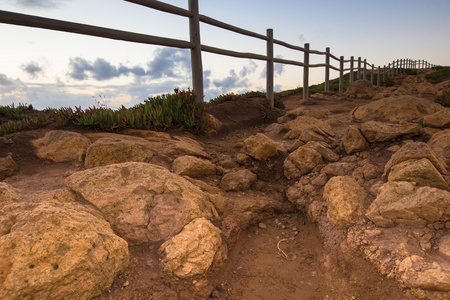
[0,68,449,299]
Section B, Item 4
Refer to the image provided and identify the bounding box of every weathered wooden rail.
[0,0,438,107]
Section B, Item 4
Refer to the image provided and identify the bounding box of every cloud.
[212,61,260,90]
[261,55,285,78]
[239,60,257,77]
[21,61,44,78]
[67,48,190,82]
[203,70,211,89]
[0,74,25,96]
[212,70,249,89]
[14,0,67,9]
[275,62,285,76]
[0,74,14,86]
[298,33,306,45]
[146,48,190,79]
[67,57,146,81]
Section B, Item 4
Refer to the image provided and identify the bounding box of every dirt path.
[210,214,412,300]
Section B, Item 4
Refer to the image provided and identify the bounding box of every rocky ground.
[0,69,449,300]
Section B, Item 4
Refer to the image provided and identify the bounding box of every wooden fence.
[0,0,438,107]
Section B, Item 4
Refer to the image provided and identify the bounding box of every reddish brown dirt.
[0,90,420,300]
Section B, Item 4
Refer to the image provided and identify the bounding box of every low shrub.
[0,115,49,136]
[0,103,33,120]
[435,92,450,107]
[426,67,450,83]
[60,89,209,133]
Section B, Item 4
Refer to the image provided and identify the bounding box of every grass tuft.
[435,92,450,107]
[426,67,450,83]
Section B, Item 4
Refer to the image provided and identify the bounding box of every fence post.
[383,65,386,82]
[266,28,274,108]
[357,57,361,80]
[350,56,354,83]
[339,56,344,93]
[396,59,399,75]
[189,0,203,103]
[363,59,367,80]
[377,66,381,86]
[371,64,374,84]
[325,47,330,92]
[303,43,310,99]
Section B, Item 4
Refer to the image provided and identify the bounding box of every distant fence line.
[0,0,438,107]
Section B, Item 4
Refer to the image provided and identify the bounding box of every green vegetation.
[378,76,395,87]
[435,92,450,107]
[208,90,285,108]
[0,115,49,136]
[208,93,237,105]
[405,69,418,76]
[0,103,33,120]
[0,89,208,136]
[426,66,450,83]
[58,89,208,133]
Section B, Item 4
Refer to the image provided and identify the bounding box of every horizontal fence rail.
[0,0,438,107]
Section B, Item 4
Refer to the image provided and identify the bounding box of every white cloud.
[14,0,68,9]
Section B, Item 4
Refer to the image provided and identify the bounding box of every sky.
[1,0,450,109]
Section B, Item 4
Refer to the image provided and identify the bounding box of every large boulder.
[83,133,211,169]
[162,136,210,159]
[303,141,339,162]
[159,218,222,279]
[32,130,91,162]
[0,153,17,181]
[366,181,450,227]
[323,176,366,228]
[220,169,257,192]
[65,162,218,245]
[321,162,356,177]
[0,200,129,300]
[243,133,278,161]
[360,121,423,143]
[284,147,323,179]
[283,141,338,179]
[383,142,448,180]
[396,255,450,292]
[423,108,450,128]
[352,96,442,122]
[281,116,335,140]
[345,79,374,98]
[387,158,449,191]
[0,182,21,205]
[84,135,155,169]
[172,155,216,178]
[428,129,450,165]
[343,125,369,154]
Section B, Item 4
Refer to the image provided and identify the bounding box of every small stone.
[211,290,220,298]
[258,223,267,229]
[123,281,129,287]
[387,145,401,152]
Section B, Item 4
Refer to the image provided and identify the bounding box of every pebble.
[211,290,220,298]
[258,223,267,229]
